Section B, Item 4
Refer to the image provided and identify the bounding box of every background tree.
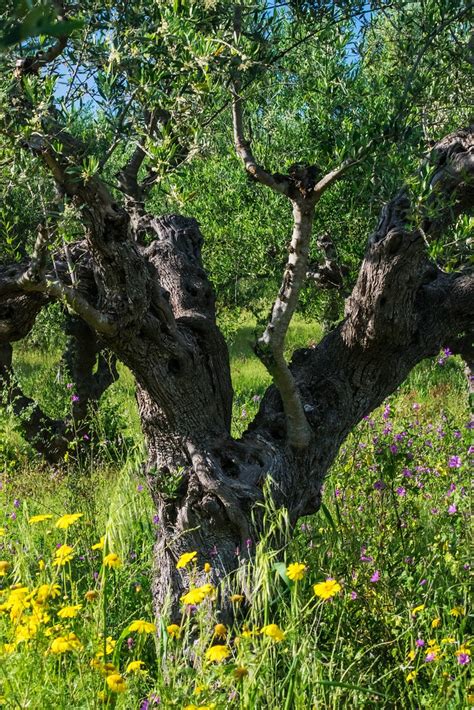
[0,0,472,616]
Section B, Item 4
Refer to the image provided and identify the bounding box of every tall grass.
[0,319,471,708]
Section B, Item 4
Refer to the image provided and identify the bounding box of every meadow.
[0,316,472,709]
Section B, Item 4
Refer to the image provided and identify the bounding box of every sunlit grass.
[0,321,471,708]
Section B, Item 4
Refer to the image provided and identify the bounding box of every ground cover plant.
[0,329,472,708]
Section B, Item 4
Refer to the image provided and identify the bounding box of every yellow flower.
[214,623,227,639]
[55,513,83,529]
[129,619,155,634]
[407,649,416,661]
[95,636,116,657]
[181,585,215,606]
[234,666,249,680]
[58,604,82,619]
[36,584,61,603]
[0,561,11,577]
[91,536,105,551]
[406,670,418,682]
[176,551,197,569]
[230,593,244,603]
[456,645,471,657]
[241,625,259,638]
[167,624,181,639]
[286,562,306,581]
[205,644,231,662]
[103,553,122,569]
[126,660,146,674]
[441,637,456,644]
[449,607,465,617]
[28,514,53,524]
[313,579,342,600]
[204,562,211,573]
[431,617,441,628]
[183,705,215,710]
[261,623,285,642]
[0,528,5,537]
[411,604,425,616]
[106,673,127,693]
[38,559,45,571]
[53,544,74,567]
[49,632,82,654]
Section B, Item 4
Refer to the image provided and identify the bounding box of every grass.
[0,318,472,709]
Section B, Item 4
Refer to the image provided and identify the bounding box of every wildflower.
[205,644,231,662]
[28,514,53,524]
[0,528,5,536]
[370,570,380,583]
[448,504,457,515]
[103,553,122,569]
[55,513,83,529]
[95,636,116,657]
[91,536,105,550]
[449,607,465,617]
[36,584,61,603]
[350,591,358,600]
[129,619,155,634]
[49,632,82,654]
[106,673,127,693]
[167,624,181,639]
[416,639,425,647]
[85,590,99,602]
[424,652,436,662]
[411,604,425,616]
[406,670,418,682]
[53,544,74,567]
[181,585,215,606]
[234,666,248,680]
[286,562,306,581]
[126,660,146,674]
[407,649,416,661]
[431,617,441,628]
[448,456,461,468]
[230,594,244,603]
[261,623,285,642]
[204,562,211,573]
[0,561,11,576]
[313,579,342,600]
[214,623,227,639]
[176,551,197,569]
[38,559,45,571]
[457,653,470,666]
[58,604,82,619]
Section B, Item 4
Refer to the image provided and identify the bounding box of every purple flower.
[83,433,90,441]
[66,383,73,389]
[137,484,144,492]
[416,639,425,647]
[71,394,80,403]
[419,579,427,586]
[448,455,461,468]
[241,408,247,419]
[10,512,16,520]
[13,499,20,508]
[390,444,398,455]
[370,570,380,583]
[152,515,160,526]
[431,508,439,515]
[252,394,261,403]
[374,480,385,491]
[412,403,421,411]
[448,504,457,515]
[245,538,252,549]
[425,652,436,663]
[334,488,342,498]
[127,637,134,650]
[350,591,358,600]
[457,653,470,665]
[396,486,406,497]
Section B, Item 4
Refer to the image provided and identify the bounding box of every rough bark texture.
[1,109,472,620]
